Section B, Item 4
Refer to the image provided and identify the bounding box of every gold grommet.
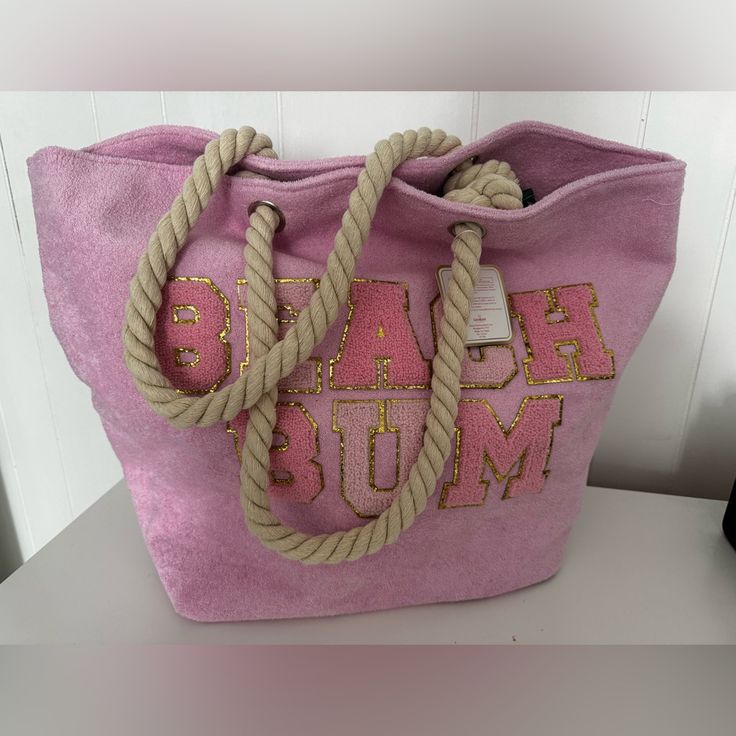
[447,221,487,238]
[248,200,286,233]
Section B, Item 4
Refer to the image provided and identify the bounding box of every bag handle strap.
[123,126,522,564]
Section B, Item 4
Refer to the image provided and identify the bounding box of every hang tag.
[436,265,513,346]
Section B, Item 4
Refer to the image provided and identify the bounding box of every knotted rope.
[123,126,522,564]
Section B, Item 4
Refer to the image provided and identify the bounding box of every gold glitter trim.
[439,394,564,509]
[429,293,518,390]
[226,417,242,464]
[508,283,616,386]
[172,305,200,325]
[169,276,231,395]
[235,278,251,374]
[174,347,200,367]
[271,429,289,452]
[329,278,432,391]
[237,277,323,394]
[226,401,324,500]
[332,398,427,519]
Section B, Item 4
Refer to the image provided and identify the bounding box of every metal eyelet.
[447,221,487,238]
[248,200,286,233]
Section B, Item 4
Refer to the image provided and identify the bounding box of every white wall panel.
[477,91,647,144]
[0,93,123,534]
[589,92,736,499]
[92,91,163,139]
[0,133,38,562]
[675,172,736,499]
[0,91,734,574]
[162,92,281,152]
[280,92,475,158]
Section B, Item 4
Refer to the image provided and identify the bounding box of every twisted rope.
[443,158,523,209]
[124,127,461,429]
[123,126,522,564]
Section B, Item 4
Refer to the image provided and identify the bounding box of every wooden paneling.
[1,91,734,568]
[477,91,647,144]
[162,92,281,152]
[279,92,475,158]
[92,92,163,139]
[0,93,108,554]
[589,92,736,498]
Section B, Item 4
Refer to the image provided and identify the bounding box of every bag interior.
[83,122,677,204]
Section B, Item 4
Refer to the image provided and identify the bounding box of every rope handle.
[122,126,523,564]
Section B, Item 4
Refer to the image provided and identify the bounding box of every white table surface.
[0,481,734,643]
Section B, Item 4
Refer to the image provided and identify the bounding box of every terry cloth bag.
[28,122,686,622]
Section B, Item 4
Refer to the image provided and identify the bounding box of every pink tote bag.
[28,121,686,621]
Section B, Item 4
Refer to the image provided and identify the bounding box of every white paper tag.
[436,265,513,346]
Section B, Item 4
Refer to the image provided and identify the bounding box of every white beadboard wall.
[0,91,734,569]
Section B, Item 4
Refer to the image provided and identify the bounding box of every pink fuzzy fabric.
[27,121,685,621]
